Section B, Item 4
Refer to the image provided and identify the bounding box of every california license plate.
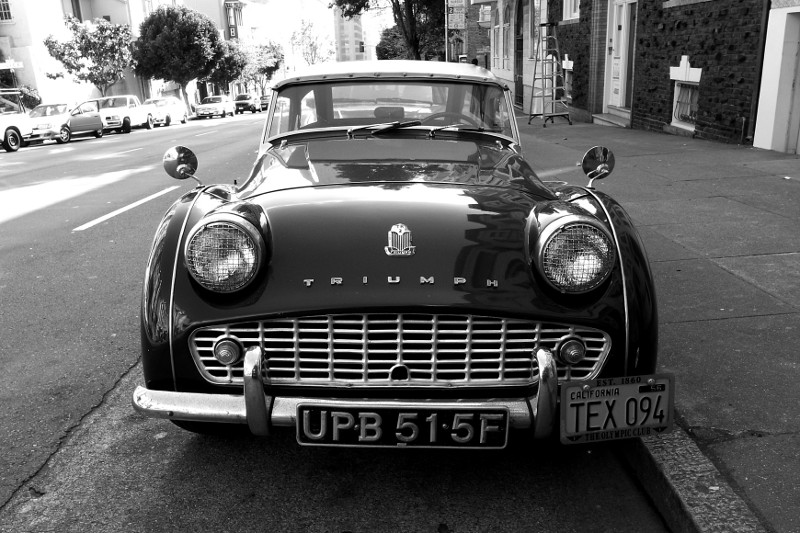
[297,405,509,448]
[560,374,674,444]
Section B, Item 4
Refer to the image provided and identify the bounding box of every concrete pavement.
[518,116,800,533]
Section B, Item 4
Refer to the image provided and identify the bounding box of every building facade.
[477,0,800,153]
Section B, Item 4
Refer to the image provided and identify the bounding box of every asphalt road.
[0,114,669,532]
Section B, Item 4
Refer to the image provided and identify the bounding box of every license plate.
[297,405,509,449]
[560,374,674,444]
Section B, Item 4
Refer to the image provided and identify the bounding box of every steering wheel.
[420,112,480,127]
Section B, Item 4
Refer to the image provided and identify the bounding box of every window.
[492,6,500,68]
[502,4,510,68]
[563,0,579,20]
[0,0,12,21]
[529,0,541,59]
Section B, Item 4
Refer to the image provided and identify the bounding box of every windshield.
[266,80,514,139]
[98,98,126,109]
[202,97,223,104]
[235,94,251,101]
[31,104,69,117]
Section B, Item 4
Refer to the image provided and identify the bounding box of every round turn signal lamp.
[558,339,587,365]
[213,338,243,366]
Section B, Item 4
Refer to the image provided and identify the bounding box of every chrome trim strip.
[132,386,247,423]
[168,188,205,391]
[580,187,630,373]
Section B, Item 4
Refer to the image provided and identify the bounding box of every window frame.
[563,0,580,21]
[0,0,13,22]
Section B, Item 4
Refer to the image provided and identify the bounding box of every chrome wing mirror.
[581,146,615,189]
[163,146,201,185]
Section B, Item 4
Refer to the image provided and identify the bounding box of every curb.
[620,426,769,533]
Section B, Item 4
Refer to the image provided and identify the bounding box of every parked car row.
[1,91,262,152]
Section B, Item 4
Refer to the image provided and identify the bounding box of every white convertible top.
[272,60,507,90]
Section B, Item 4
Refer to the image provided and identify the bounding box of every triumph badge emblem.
[384,223,416,257]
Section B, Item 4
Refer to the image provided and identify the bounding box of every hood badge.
[384,223,416,257]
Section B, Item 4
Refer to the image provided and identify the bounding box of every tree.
[204,40,247,91]
[291,20,335,66]
[239,42,284,94]
[375,26,406,60]
[331,0,444,60]
[133,5,222,109]
[43,16,134,96]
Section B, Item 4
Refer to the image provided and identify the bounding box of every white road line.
[0,167,152,225]
[119,148,143,154]
[72,186,180,231]
[195,131,217,136]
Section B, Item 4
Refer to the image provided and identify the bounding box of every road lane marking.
[195,131,217,136]
[0,167,153,225]
[73,186,180,231]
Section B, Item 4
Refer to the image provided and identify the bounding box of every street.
[0,115,670,532]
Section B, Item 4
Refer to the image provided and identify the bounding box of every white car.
[196,95,235,118]
[0,89,34,152]
[144,96,188,127]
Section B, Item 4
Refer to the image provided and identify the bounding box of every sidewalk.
[518,117,800,533]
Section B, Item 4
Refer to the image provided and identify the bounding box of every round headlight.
[185,215,263,293]
[538,220,615,293]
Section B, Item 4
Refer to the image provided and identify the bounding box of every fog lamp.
[214,338,242,366]
[558,339,586,365]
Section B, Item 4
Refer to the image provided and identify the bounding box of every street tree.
[204,40,247,91]
[240,42,284,94]
[43,16,134,96]
[291,20,335,66]
[132,5,221,110]
[331,0,445,60]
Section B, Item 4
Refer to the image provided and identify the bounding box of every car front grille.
[188,314,611,388]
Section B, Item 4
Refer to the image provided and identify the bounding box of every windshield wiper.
[427,123,485,138]
[347,120,422,139]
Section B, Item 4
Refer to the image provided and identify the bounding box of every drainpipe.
[747,0,771,143]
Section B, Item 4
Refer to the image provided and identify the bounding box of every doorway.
[514,0,526,108]
[606,0,637,110]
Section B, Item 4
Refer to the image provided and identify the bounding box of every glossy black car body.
[134,60,669,448]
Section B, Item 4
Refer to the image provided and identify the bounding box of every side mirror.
[163,146,199,183]
[581,146,615,189]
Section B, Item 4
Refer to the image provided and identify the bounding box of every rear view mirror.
[581,146,615,188]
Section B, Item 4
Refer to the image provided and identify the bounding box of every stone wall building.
[476,0,800,153]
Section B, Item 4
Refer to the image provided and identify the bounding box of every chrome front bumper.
[132,347,559,439]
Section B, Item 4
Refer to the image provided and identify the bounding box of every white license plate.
[560,374,674,444]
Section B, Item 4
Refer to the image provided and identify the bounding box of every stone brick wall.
[632,0,765,143]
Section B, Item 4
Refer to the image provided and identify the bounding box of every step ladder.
[527,22,572,127]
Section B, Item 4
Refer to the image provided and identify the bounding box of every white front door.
[606,0,637,109]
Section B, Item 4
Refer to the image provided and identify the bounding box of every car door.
[70,101,103,133]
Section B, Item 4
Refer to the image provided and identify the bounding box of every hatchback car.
[27,101,104,144]
[134,60,673,448]
[143,96,188,126]
[196,95,234,118]
[235,93,260,114]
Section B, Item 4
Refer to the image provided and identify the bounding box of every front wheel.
[121,118,132,133]
[165,115,172,127]
[2,129,22,152]
[93,128,104,138]
[56,126,71,144]
[145,115,154,130]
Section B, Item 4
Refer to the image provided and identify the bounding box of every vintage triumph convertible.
[133,60,673,448]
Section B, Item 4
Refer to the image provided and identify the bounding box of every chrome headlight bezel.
[535,215,616,294]
[184,213,265,293]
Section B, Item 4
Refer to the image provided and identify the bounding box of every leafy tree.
[375,26,406,60]
[133,5,222,108]
[43,16,134,96]
[331,0,444,60]
[204,40,247,90]
[291,20,335,66]
[240,42,284,94]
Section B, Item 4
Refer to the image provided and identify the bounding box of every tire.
[2,128,22,152]
[145,115,154,130]
[56,126,71,144]
[165,114,172,127]
[93,128,104,138]
[181,114,187,124]
[121,118,132,133]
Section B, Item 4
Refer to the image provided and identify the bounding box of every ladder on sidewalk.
[527,22,572,127]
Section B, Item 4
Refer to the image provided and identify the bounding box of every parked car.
[0,89,33,152]
[196,95,234,118]
[259,94,271,111]
[27,101,104,144]
[234,93,260,114]
[134,60,673,448]
[92,94,155,133]
[143,96,188,127]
